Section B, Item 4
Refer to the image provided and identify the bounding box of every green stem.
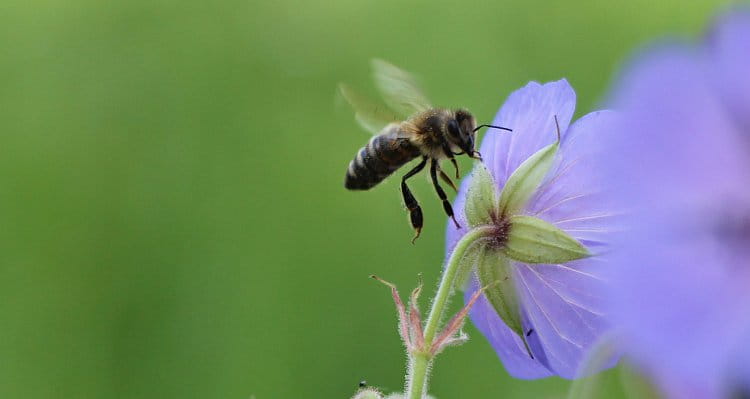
[406,352,430,399]
[405,226,494,399]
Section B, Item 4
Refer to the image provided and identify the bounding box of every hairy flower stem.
[406,352,430,399]
[406,226,495,399]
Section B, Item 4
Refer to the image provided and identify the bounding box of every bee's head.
[447,109,513,160]
[447,109,479,158]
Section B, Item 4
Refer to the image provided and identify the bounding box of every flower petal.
[514,111,621,378]
[611,233,749,399]
[527,111,623,252]
[604,40,750,397]
[608,47,750,210]
[514,259,613,378]
[480,80,576,189]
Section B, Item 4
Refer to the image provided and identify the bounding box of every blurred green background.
[0,0,734,398]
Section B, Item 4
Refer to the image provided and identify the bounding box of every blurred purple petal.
[609,47,749,208]
[602,8,750,397]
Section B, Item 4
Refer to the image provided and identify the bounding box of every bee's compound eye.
[447,120,461,137]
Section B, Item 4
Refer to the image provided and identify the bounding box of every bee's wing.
[338,83,401,135]
[371,59,432,117]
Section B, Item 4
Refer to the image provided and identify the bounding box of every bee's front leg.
[430,159,460,229]
[441,144,460,179]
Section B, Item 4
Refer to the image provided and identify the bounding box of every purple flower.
[602,9,750,398]
[445,79,619,379]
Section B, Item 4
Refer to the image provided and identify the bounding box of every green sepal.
[453,240,482,292]
[475,246,531,355]
[504,215,590,264]
[464,164,497,227]
[497,141,558,216]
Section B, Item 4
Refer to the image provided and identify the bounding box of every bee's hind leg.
[430,159,460,229]
[401,157,428,243]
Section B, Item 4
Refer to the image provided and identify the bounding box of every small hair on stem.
[473,124,513,133]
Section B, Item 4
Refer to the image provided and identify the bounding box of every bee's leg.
[436,164,458,192]
[401,157,428,243]
[430,159,460,229]
[442,144,460,179]
[449,158,460,179]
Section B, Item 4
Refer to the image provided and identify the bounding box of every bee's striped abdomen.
[345,132,420,190]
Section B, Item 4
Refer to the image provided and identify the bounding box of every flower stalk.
[403,226,495,399]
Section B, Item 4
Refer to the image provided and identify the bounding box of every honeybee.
[341,60,511,242]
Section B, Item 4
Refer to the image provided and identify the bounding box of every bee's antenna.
[553,115,561,141]
[473,124,512,133]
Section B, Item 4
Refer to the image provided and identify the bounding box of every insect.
[341,59,511,242]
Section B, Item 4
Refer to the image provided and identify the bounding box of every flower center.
[486,216,512,250]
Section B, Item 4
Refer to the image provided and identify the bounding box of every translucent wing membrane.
[371,59,432,117]
[338,83,400,135]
